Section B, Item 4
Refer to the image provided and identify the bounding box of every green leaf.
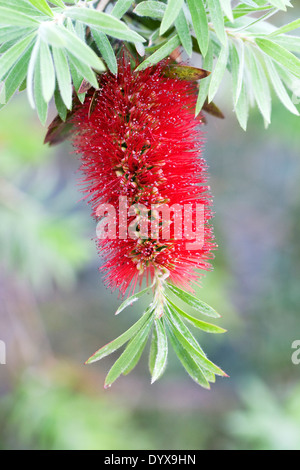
[122,332,149,376]
[28,0,54,17]
[264,55,299,115]
[39,21,67,47]
[54,87,68,121]
[165,303,215,383]
[195,40,213,114]
[246,46,271,124]
[91,29,117,75]
[255,38,300,79]
[65,7,145,43]
[165,319,210,388]
[166,297,226,334]
[52,46,72,109]
[268,19,300,37]
[273,35,300,54]
[160,0,184,35]
[166,283,221,318]
[135,34,181,71]
[149,324,158,376]
[0,32,36,82]
[174,8,192,57]
[0,26,34,44]
[34,47,48,125]
[115,286,151,315]
[234,80,249,130]
[187,0,209,57]
[165,309,226,377]
[68,59,86,103]
[39,39,55,103]
[1,43,34,104]
[151,318,168,384]
[111,0,134,19]
[85,309,152,364]
[268,0,288,11]
[104,315,153,387]
[220,0,233,23]
[208,41,229,103]
[0,6,41,26]
[67,52,99,89]
[56,24,105,71]
[207,0,227,46]
[26,37,41,108]
[230,39,244,105]
[133,1,166,19]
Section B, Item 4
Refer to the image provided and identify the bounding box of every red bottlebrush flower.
[72,55,216,296]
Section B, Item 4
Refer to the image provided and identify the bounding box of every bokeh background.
[0,26,300,449]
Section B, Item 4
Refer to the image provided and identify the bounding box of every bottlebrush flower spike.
[49,53,227,388]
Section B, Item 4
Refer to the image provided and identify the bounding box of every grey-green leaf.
[246,46,271,124]
[1,43,33,104]
[166,320,210,388]
[0,32,36,82]
[39,39,55,103]
[207,0,227,46]
[234,80,249,130]
[166,298,226,334]
[208,41,229,103]
[0,7,41,26]
[85,310,152,364]
[104,315,153,387]
[255,38,300,79]
[91,29,117,75]
[187,0,209,57]
[151,318,168,383]
[160,0,184,35]
[166,283,221,318]
[175,8,192,57]
[65,7,145,43]
[34,47,48,125]
[52,46,72,109]
[135,35,181,71]
[111,0,134,19]
[115,286,151,315]
[28,0,54,17]
[133,1,166,19]
[67,52,99,90]
[196,40,213,114]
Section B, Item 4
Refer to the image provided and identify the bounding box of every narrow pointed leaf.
[207,0,227,46]
[39,39,55,103]
[65,7,145,43]
[54,88,68,121]
[122,334,149,376]
[34,48,48,125]
[264,55,299,115]
[220,0,233,23]
[234,80,249,130]
[27,37,40,108]
[165,320,210,388]
[255,38,300,79]
[48,0,65,7]
[174,8,192,57]
[85,310,152,364]
[202,99,225,118]
[151,318,168,383]
[2,43,34,104]
[52,46,72,109]
[246,46,271,124]
[208,42,229,103]
[28,0,54,17]
[0,7,40,26]
[187,0,209,57]
[104,315,153,387]
[111,0,134,19]
[166,283,221,318]
[133,1,166,19]
[135,35,181,71]
[91,29,117,75]
[67,52,99,90]
[149,324,158,376]
[166,297,226,334]
[165,309,226,377]
[268,19,300,37]
[0,32,36,82]
[115,286,151,315]
[160,0,184,35]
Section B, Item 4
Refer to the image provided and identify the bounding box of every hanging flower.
[46,53,227,388]
[72,55,216,297]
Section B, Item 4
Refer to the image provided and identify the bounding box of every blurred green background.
[0,57,299,450]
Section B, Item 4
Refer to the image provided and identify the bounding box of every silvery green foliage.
[0,0,299,128]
